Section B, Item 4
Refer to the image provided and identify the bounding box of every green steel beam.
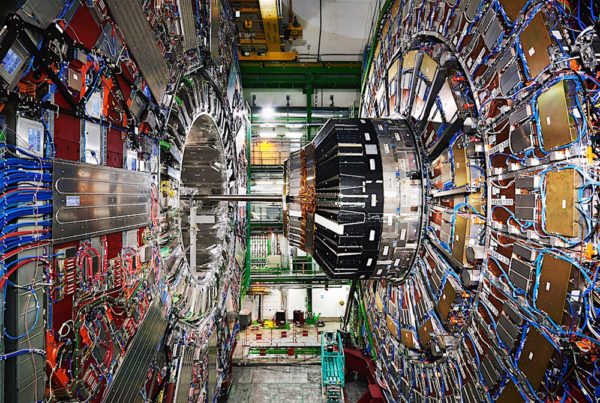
[306,80,313,139]
[240,61,362,89]
[242,76,361,89]
[250,276,342,284]
[240,61,362,76]
[250,221,283,228]
[248,347,321,355]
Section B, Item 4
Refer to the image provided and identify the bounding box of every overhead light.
[259,131,277,138]
[286,132,303,139]
[254,179,283,186]
[286,124,303,129]
[261,106,275,121]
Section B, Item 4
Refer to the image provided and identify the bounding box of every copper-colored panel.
[545,169,576,237]
[382,18,390,37]
[403,50,418,70]
[386,314,398,336]
[437,280,457,321]
[497,382,524,403]
[453,143,469,187]
[391,0,401,16]
[467,191,484,215]
[441,154,452,184]
[452,214,470,264]
[537,254,572,324]
[375,292,384,311]
[521,13,552,78]
[500,0,528,21]
[420,53,438,80]
[538,81,576,151]
[374,41,382,61]
[401,329,415,349]
[388,59,399,82]
[517,329,554,391]
[418,318,433,345]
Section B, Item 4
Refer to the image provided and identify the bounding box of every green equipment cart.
[321,331,345,402]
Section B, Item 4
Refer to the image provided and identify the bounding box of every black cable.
[151,331,173,402]
[317,0,322,62]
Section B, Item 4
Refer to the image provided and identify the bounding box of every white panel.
[16,117,44,157]
[315,213,344,235]
[286,288,307,319]
[311,286,350,318]
[84,91,103,164]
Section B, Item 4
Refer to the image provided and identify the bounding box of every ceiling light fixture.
[285,132,303,139]
[259,131,277,138]
[261,106,275,121]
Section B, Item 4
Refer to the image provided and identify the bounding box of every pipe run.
[194,194,283,203]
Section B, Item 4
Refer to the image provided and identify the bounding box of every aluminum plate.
[52,160,152,243]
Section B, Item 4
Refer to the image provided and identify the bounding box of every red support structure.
[344,347,385,403]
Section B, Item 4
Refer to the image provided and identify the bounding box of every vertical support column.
[305,77,313,140]
[306,287,312,313]
[281,289,288,320]
[189,201,197,271]
[258,294,263,320]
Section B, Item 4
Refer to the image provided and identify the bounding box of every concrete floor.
[228,321,367,402]
[226,365,368,403]
[227,365,324,403]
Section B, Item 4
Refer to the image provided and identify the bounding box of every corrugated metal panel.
[175,348,195,402]
[52,160,152,243]
[104,300,167,401]
[105,0,170,102]
[178,0,198,51]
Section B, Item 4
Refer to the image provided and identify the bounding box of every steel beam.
[258,0,280,52]
[240,62,362,89]
[241,61,361,75]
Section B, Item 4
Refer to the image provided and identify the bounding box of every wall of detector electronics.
[0,0,248,402]
[357,0,600,402]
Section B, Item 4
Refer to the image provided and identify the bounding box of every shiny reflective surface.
[52,160,152,243]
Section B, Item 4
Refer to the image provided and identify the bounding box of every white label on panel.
[66,196,80,206]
